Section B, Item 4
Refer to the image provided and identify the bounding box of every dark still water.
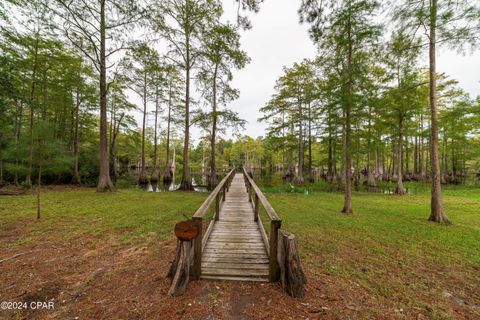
[138,170,478,194]
[252,172,422,195]
[141,173,226,192]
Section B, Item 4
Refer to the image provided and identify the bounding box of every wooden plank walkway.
[201,173,269,282]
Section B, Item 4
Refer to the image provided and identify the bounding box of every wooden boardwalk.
[169,168,302,296]
[191,168,281,283]
[201,173,270,282]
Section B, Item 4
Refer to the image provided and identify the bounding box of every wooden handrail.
[192,168,235,218]
[191,168,236,280]
[242,168,281,221]
[242,167,282,282]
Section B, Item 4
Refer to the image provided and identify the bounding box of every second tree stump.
[277,230,307,298]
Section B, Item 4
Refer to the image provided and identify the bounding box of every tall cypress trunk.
[366,112,376,186]
[395,116,405,194]
[326,106,334,183]
[97,0,115,192]
[14,101,23,185]
[414,128,418,175]
[307,102,313,183]
[26,34,40,188]
[451,142,456,178]
[382,145,386,179]
[163,87,173,184]
[444,134,448,174]
[342,12,353,214]
[284,116,295,180]
[209,65,219,190]
[151,84,160,183]
[110,112,124,184]
[180,32,193,190]
[420,112,425,180]
[327,131,333,182]
[405,137,409,176]
[428,0,449,223]
[441,130,447,183]
[72,87,81,184]
[333,132,337,180]
[295,98,305,185]
[138,71,148,185]
[282,112,286,172]
[69,93,75,151]
[391,139,396,180]
[109,96,116,182]
[354,138,360,186]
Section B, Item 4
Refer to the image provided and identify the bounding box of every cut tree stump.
[277,230,307,298]
[174,220,198,241]
[167,239,192,296]
[167,220,198,297]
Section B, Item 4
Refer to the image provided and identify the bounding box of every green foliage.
[392,0,480,52]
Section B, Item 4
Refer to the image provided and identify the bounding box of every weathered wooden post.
[227,172,231,192]
[215,192,220,221]
[168,220,199,296]
[269,219,281,282]
[254,194,259,222]
[277,230,307,298]
[192,216,202,280]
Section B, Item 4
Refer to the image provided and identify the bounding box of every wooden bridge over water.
[191,168,282,282]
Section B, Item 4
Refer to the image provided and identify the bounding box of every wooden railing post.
[192,216,203,280]
[254,194,259,222]
[269,219,281,282]
[215,193,220,221]
[226,173,231,192]
[222,184,226,201]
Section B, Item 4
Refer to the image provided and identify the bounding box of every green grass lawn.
[1,184,479,319]
[268,188,480,267]
[0,187,208,246]
[264,187,480,319]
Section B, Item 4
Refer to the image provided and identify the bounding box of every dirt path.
[0,219,477,319]
[0,227,341,320]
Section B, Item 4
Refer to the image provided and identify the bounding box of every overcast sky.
[219,0,317,140]
[221,0,480,139]
[143,0,480,143]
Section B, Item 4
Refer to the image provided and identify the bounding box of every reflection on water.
[144,182,180,192]
[253,172,415,194]
[140,170,417,194]
[142,174,214,193]
[361,186,411,194]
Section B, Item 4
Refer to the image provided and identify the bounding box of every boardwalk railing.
[191,168,236,280]
[242,167,282,282]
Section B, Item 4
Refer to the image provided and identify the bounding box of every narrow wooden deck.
[201,173,270,282]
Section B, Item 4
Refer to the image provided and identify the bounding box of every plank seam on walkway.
[201,173,269,282]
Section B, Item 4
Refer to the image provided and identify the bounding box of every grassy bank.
[0,185,479,319]
[0,187,207,245]
[265,187,480,318]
